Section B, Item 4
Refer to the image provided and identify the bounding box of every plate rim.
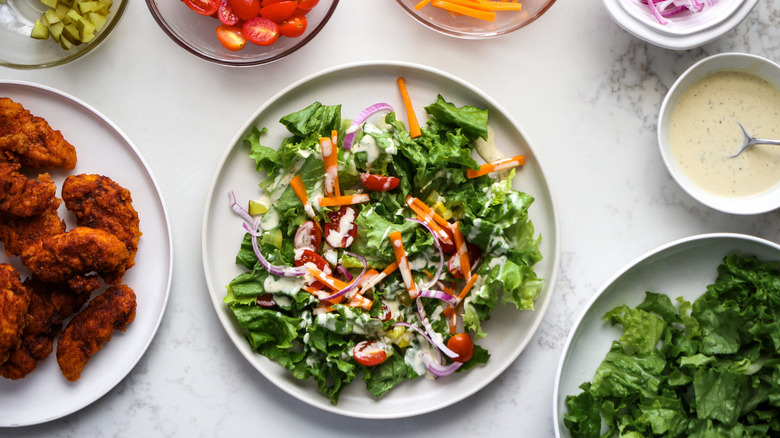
[0,79,174,427]
[201,60,561,419]
[552,232,780,437]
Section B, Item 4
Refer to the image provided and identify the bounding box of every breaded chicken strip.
[0,276,98,380]
[0,162,59,218]
[62,174,142,271]
[0,264,29,365]
[21,227,129,284]
[0,207,66,257]
[56,284,136,382]
[0,98,77,170]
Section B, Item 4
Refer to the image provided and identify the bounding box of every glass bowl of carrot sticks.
[396,0,556,39]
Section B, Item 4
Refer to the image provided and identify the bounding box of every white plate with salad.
[202,61,559,419]
[554,233,780,437]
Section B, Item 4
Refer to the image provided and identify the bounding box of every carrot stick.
[290,174,318,221]
[404,195,453,246]
[414,0,433,9]
[320,135,340,197]
[466,155,525,179]
[397,77,422,138]
[424,270,457,297]
[444,0,521,11]
[389,231,417,299]
[451,222,471,279]
[443,273,479,317]
[358,262,399,294]
[347,293,373,310]
[318,194,371,207]
[431,0,496,21]
[448,311,458,334]
[410,197,452,231]
[307,267,351,292]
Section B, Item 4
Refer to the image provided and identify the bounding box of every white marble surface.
[2,0,779,436]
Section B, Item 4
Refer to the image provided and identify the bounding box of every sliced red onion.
[243,219,308,277]
[393,322,461,377]
[416,297,458,359]
[343,103,394,151]
[392,321,434,346]
[336,265,354,281]
[417,289,458,307]
[320,252,367,301]
[228,190,254,224]
[405,218,444,290]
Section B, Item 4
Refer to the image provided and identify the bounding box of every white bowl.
[602,0,757,50]
[657,52,780,215]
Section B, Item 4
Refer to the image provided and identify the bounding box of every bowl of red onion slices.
[602,0,757,49]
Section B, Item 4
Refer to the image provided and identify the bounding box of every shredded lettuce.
[564,254,780,437]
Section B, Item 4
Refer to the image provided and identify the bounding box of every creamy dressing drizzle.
[669,70,780,197]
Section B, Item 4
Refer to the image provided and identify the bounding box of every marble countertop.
[2,0,779,436]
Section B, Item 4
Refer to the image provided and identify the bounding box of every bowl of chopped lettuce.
[395,0,557,39]
[202,61,559,418]
[601,0,757,50]
[554,233,780,437]
[0,0,127,69]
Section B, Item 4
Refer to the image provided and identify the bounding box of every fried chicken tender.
[56,284,136,382]
[0,162,59,218]
[0,97,77,170]
[0,207,66,257]
[0,276,98,380]
[21,227,129,284]
[62,174,141,271]
[0,264,29,365]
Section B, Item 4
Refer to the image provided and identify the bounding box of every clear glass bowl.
[395,0,556,39]
[0,0,127,69]
[146,0,339,67]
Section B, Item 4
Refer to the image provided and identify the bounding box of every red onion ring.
[416,297,458,359]
[343,103,394,150]
[228,190,254,224]
[244,222,309,277]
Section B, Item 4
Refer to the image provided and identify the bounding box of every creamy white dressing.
[324,207,356,247]
[263,275,306,294]
[670,70,780,197]
[259,207,280,230]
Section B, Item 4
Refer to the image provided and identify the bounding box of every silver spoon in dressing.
[728,122,780,158]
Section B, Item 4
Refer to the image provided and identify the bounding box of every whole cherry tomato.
[215,25,246,51]
[296,0,318,10]
[447,333,474,362]
[259,0,297,22]
[278,14,306,38]
[229,0,261,21]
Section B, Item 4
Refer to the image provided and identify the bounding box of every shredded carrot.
[389,231,417,299]
[397,77,422,138]
[319,136,340,197]
[466,155,525,179]
[451,222,471,279]
[414,0,433,9]
[443,273,479,317]
[431,0,496,21]
[318,193,371,207]
[359,262,399,294]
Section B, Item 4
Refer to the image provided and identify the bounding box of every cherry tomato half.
[447,333,474,363]
[243,17,279,46]
[184,0,220,16]
[215,25,246,51]
[260,0,284,5]
[323,206,358,248]
[229,0,261,21]
[218,0,240,25]
[360,173,400,192]
[294,248,330,289]
[296,0,318,10]
[294,220,322,251]
[353,340,388,366]
[259,0,297,22]
[278,14,306,38]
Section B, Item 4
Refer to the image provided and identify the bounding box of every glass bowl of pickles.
[0,0,127,69]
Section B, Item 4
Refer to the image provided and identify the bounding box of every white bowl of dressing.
[658,52,780,215]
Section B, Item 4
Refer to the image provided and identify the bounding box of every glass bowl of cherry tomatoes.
[146,0,337,66]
